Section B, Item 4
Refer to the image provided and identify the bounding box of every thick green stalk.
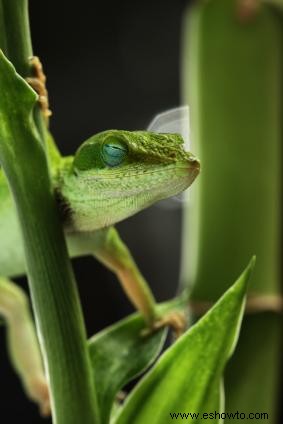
[181,0,282,421]
[0,0,32,75]
[0,0,47,144]
[0,1,99,422]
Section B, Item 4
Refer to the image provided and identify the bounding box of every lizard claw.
[115,390,127,403]
[141,311,187,339]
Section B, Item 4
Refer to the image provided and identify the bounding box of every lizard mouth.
[188,158,200,179]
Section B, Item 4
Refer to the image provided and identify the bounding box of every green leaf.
[0,49,39,173]
[0,49,37,121]
[88,313,167,424]
[115,257,255,424]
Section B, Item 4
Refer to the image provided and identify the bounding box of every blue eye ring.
[101,138,128,167]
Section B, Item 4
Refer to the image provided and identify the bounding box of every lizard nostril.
[193,160,200,172]
[188,158,200,172]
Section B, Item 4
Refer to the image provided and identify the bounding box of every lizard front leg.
[0,277,50,416]
[90,227,186,336]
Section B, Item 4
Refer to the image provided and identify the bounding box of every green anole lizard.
[1,124,199,322]
[0,59,200,414]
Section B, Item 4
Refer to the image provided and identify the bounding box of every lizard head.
[60,130,200,231]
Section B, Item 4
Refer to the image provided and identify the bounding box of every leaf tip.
[234,255,256,298]
[245,255,256,282]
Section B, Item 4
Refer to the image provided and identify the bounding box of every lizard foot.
[141,311,187,339]
[26,56,52,120]
[116,390,127,403]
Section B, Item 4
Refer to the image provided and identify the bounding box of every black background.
[0,0,188,421]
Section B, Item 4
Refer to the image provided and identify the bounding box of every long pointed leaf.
[115,258,255,424]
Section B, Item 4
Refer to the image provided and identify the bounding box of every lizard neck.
[55,155,199,233]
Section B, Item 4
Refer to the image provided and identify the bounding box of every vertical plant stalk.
[181,0,282,421]
[0,0,47,143]
[0,1,100,422]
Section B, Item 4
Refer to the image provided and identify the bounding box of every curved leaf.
[88,313,167,423]
[115,257,255,424]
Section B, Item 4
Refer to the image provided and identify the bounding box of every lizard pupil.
[102,143,127,167]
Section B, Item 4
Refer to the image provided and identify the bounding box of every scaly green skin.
[59,130,199,231]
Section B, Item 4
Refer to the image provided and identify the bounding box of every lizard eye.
[101,139,127,167]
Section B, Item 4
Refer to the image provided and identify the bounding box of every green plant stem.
[0,0,47,144]
[181,0,282,421]
[0,1,100,422]
[0,0,32,75]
